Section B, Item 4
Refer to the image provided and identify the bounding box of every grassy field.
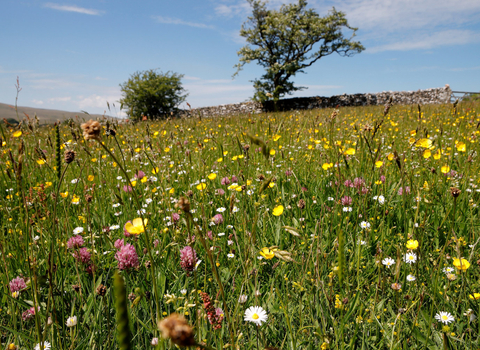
[1,100,480,350]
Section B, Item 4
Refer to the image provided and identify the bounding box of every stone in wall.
[179,85,452,118]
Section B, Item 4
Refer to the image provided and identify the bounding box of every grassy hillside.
[0,102,114,124]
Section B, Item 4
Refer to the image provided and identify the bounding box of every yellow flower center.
[252,313,259,320]
[442,315,448,320]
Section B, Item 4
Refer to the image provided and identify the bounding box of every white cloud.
[368,30,480,53]
[48,96,71,102]
[32,99,44,105]
[44,3,103,16]
[153,16,214,29]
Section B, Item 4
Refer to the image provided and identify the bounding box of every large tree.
[235,0,365,102]
[120,69,187,121]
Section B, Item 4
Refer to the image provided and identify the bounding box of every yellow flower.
[433,151,441,160]
[417,138,432,148]
[272,205,284,216]
[469,293,480,300]
[259,247,276,259]
[441,165,450,174]
[196,183,206,191]
[45,182,53,188]
[152,167,159,174]
[36,159,45,165]
[269,149,276,156]
[13,130,22,138]
[387,153,394,161]
[455,142,466,152]
[406,240,419,250]
[322,162,333,170]
[217,157,223,162]
[423,149,431,159]
[344,148,355,155]
[141,177,148,183]
[375,161,383,168]
[131,180,137,187]
[91,158,97,162]
[72,196,80,204]
[273,134,281,141]
[208,173,217,180]
[169,188,175,194]
[453,258,470,271]
[125,218,148,235]
[164,147,170,153]
[60,191,69,198]
[87,175,94,181]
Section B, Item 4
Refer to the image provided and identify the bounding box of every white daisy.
[34,341,51,350]
[435,311,454,324]
[406,274,416,282]
[404,252,417,264]
[360,221,371,229]
[244,306,268,326]
[382,257,395,267]
[66,315,77,327]
[216,207,226,213]
[443,267,455,274]
[73,227,84,235]
[227,253,235,258]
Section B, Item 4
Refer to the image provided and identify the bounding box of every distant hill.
[0,102,115,125]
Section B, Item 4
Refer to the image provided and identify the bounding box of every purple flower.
[207,231,213,240]
[123,185,133,193]
[380,175,386,183]
[9,276,27,293]
[341,196,353,206]
[135,170,145,179]
[114,239,125,249]
[115,244,140,271]
[231,175,238,182]
[180,246,198,273]
[353,177,365,189]
[215,188,225,196]
[398,186,411,196]
[344,180,354,188]
[171,213,180,223]
[154,239,160,248]
[221,177,230,185]
[285,170,293,177]
[215,308,225,323]
[73,247,91,264]
[212,214,224,225]
[67,235,84,249]
[22,307,39,321]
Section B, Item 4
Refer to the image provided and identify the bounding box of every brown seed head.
[158,313,196,347]
[176,196,191,213]
[81,120,102,141]
[391,283,402,291]
[96,284,107,296]
[450,187,461,198]
[297,199,306,209]
[64,149,76,164]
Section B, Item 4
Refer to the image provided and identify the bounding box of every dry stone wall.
[180,85,452,118]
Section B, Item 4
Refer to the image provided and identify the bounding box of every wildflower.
[441,165,450,174]
[180,246,198,273]
[227,253,235,258]
[73,248,91,264]
[406,240,419,250]
[124,218,148,235]
[158,313,196,347]
[244,306,268,326]
[417,138,432,148]
[406,275,416,282]
[360,221,370,230]
[9,276,27,293]
[13,130,22,138]
[67,235,84,249]
[464,309,476,322]
[259,247,276,259]
[115,244,140,271]
[453,258,470,271]
[341,196,352,206]
[216,207,226,213]
[135,170,145,179]
[208,173,217,180]
[443,267,454,274]
[151,338,159,346]
[272,205,284,216]
[238,295,248,303]
[342,207,352,212]
[221,177,230,185]
[382,257,395,267]
[377,195,385,204]
[34,341,51,350]
[64,150,76,163]
[196,183,206,191]
[66,316,77,327]
[122,185,133,193]
[201,292,223,329]
[215,188,225,195]
[212,214,224,225]
[80,120,102,140]
[404,252,417,264]
[391,283,401,291]
[468,293,480,300]
[435,312,455,324]
[397,186,410,195]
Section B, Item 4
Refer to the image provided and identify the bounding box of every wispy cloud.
[153,16,214,29]
[44,3,103,16]
[368,30,480,53]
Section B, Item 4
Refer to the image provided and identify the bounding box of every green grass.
[1,100,480,350]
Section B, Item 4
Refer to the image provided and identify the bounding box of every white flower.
[110,225,120,230]
[180,289,187,295]
[194,260,202,271]
[145,198,153,204]
[232,206,239,213]
[238,294,248,304]
[137,208,146,215]
[34,341,51,350]
[382,257,395,267]
[227,253,235,258]
[112,203,121,208]
[216,207,226,213]
[66,315,77,327]
[435,311,455,324]
[342,207,352,212]
[377,195,385,204]
[406,275,416,282]
[71,179,79,184]
[404,252,417,264]
[244,306,268,326]
[443,267,454,274]
[73,227,84,235]
[218,232,225,237]
[226,225,233,229]
[360,221,371,229]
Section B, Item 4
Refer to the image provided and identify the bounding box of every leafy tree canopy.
[120,69,187,120]
[234,0,365,102]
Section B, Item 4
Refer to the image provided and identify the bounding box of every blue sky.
[1,0,480,117]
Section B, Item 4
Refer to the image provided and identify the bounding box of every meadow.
[1,100,480,350]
